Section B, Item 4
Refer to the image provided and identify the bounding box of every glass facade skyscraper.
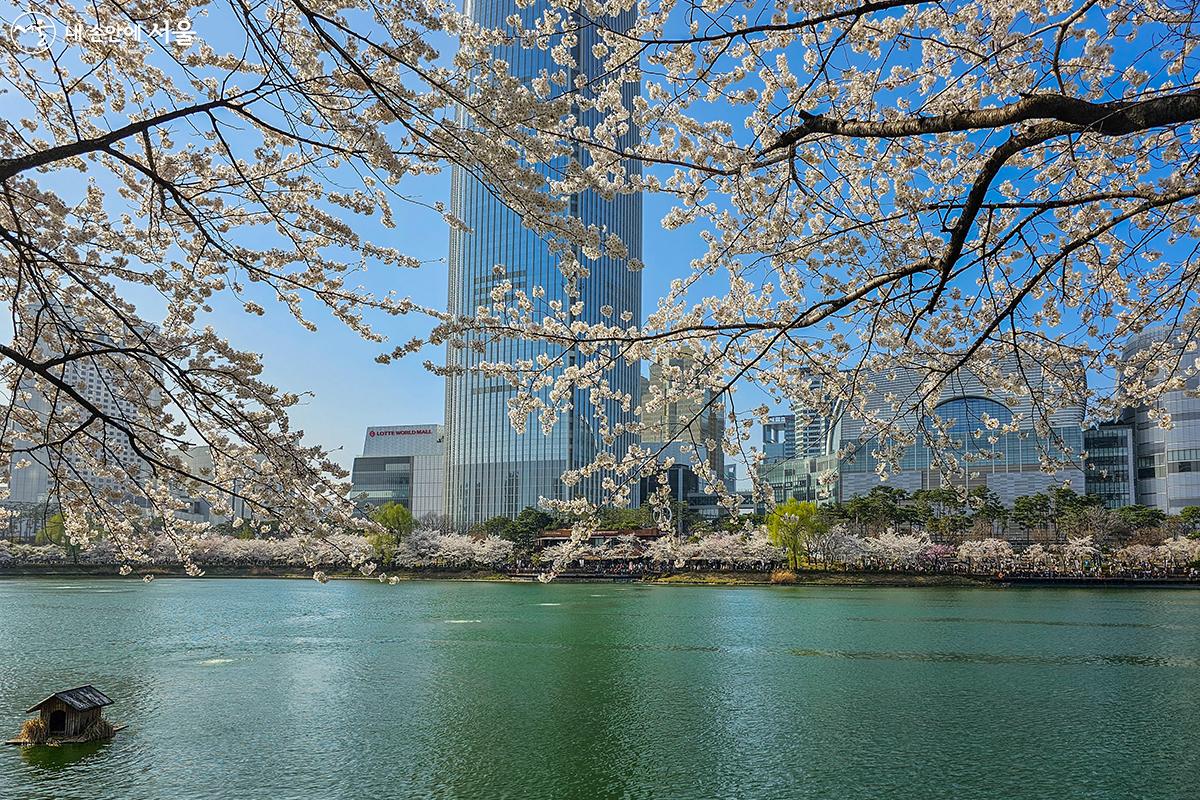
[444,0,642,526]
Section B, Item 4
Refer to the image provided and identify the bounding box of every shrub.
[770,569,798,585]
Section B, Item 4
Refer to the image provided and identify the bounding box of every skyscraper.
[639,356,725,476]
[444,1,642,526]
[762,415,796,465]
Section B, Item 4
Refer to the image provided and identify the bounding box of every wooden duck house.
[7,685,122,745]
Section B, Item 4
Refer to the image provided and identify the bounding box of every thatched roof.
[27,685,113,713]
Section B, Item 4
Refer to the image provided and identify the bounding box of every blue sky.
[223,176,715,472]
[0,2,742,475]
[2,0,1183,479]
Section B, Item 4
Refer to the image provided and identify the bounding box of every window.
[929,397,1013,452]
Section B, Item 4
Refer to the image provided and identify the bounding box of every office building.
[796,407,836,459]
[1121,326,1200,513]
[760,453,841,507]
[762,415,795,464]
[636,356,729,520]
[838,358,1085,506]
[760,358,1087,512]
[172,445,256,525]
[350,425,445,518]
[443,0,642,526]
[640,357,725,475]
[1083,424,1136,508]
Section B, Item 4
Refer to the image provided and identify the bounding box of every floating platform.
[5,724,126,746]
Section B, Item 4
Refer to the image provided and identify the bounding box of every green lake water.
[0,578,1197,799]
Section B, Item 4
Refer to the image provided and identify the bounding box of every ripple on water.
[2,579,1197,800]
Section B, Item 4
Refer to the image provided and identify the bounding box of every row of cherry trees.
[828,486,1197,546]
[0,530,514,573]
[3,526,1197,578]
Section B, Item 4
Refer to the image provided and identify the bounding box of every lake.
[0,578,1197,799]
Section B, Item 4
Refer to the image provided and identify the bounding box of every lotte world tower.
[444,0,643,526]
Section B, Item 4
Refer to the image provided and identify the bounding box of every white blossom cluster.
[4,0,1200,569]
[1,529,1196,576]
[391,528,516,568]
[429,0,1200,524]
[0,529,514,571]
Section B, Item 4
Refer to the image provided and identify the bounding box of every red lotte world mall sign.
[369,428,433,437]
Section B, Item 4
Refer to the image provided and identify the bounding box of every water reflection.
[18,740,110,771]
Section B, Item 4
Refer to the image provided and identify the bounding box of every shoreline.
[1,566,1196,588]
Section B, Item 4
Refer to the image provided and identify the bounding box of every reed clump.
[78,718,115,742]
[770,569,798,584]
[19,718,48,744]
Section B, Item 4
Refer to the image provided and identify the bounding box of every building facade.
[796,408,835,460]
[350,425,445,519]
[639,357,725,476]
[757,332,1200,518]
[836,360,1086,507]
[762,415,795,465]
[760,359,1087,512]
[761,453,841,507]
[1083,424,1136,508]
[6,334,151,507]
[443,0,643,526]
[1121,327,1200,514]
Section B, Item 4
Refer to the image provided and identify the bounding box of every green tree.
[35,513,80,563]
[968,485,1008,536]
[842,487,910,535]
[371,502,415,536]
[501,507,554,559]
[366,502,416,564]
[767,499,828,570]
[476,515,515,539]
[1113,504,1167,535]
[910,488,968,540]
[1012,493,1053,540]
[1050,486,1102,538]
[1176,506,1200,538]
[596,505,654,530]
[365,529,399,565]
[717,512,764,532]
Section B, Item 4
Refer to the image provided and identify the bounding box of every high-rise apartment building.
[444,0,642,526]
[6,332,152,507]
